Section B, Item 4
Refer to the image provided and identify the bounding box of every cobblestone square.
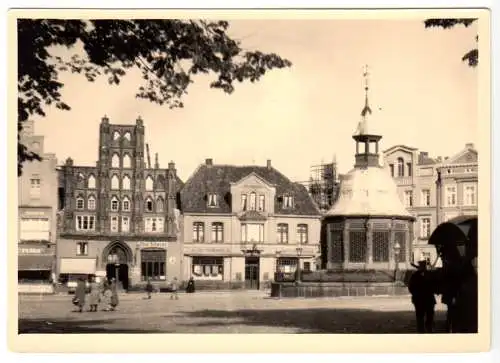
[18,291,447,334]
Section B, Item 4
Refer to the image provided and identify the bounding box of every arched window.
[122,175,131,190]
[122,197,131,211]
[87,174,96,189]
[145,175,154,191]
[123,132,131,141]
[397,157,404,177]
[123,154,131,168]
[111,153,120,168]
[111,196,120,211]
[87,195,96,210]
[76,196,84,210]
[111,174,119,190]
[113,131,120,140]
[145,197,154,212]
[156,197,164,213]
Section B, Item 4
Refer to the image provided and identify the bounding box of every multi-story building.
[179,159,322,290]
[18,120,58,291]
[57,116,183,289]
[383,143,478,264]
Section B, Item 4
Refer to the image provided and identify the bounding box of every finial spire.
[361,64,372,117]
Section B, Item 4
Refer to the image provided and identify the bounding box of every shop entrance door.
[244,257,260,290]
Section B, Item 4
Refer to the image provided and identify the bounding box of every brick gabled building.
[57,116,183,289]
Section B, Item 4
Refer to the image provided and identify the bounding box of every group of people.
[144,276,196,299]
[72,276,119,313]
[408,258,478,334]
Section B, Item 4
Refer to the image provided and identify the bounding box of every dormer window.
[397,158,404,177]
[241,194,247,211]
[249,192,257,211]
[283,195,294,209]
[208,193,218,208]
[258,195,265,212]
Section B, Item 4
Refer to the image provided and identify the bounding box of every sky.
[32,18,478,183]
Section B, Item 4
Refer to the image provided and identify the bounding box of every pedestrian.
[110,278,119,311]
[146,278,154,299]
[185,276,195,294]
[170,277,179,300]
[102,279,112,311]
[408,260,436,333]
[88,276,101,312]
[73,277,87,313]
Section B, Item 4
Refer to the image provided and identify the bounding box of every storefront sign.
[184,247,231,255]
[139,241,168,249]
[21,210,49,217]
[18,246,51,255]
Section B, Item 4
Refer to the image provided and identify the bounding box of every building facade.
[18,121,58,285]
[180,159,322,290]
[57,116,183,289]
[383,143,478,265]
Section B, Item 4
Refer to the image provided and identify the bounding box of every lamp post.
[275,250,281,281]
[393,241,401,284]
[296,247,303,284]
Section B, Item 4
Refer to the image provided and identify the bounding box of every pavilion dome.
[325,166,412,218]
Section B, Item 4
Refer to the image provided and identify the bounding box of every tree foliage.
[424,18,478,67]
[17,19,292,176]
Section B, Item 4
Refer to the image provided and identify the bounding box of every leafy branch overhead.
[424,18,478,67]
[17,19,292,175]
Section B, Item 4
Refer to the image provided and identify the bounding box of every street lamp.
[393,241,401,284]
[296,246,303,284]
[275,250,281,280]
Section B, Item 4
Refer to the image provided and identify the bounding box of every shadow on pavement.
[18,318,164,334]
[173,308,448,334]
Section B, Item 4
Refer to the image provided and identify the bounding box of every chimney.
[466,142,474,149]
[205,158,213,166]
[266,159,272,169]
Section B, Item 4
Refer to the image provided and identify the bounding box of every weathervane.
[361,64,372,117]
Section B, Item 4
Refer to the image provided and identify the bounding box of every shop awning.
[59,258,97,274]
[18,255,54,271]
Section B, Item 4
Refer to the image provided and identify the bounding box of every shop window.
[373,231,389,262]
[192,256,223,280]
[277,257,297,273]
[349,230,366,263]
[76,242,88,256]
[141,249,166,281]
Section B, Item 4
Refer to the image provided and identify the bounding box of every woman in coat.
[102,279,112,311]
[88,276,101,312]
[109,278,119,311]
[185,277,195,293]
[73,277,87,313]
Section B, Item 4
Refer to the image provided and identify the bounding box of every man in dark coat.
[408,261,436,333]
[185,277,195,293]
[73,277,87,313]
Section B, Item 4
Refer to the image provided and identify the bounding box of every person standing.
[408,261,437,333]
[110,278,119,311]
[146,278,154,299]
[88,276,101,312]
[73,277,87,313]
[185,277,195,293]
[170,277,179,300]
[102,279,112,311]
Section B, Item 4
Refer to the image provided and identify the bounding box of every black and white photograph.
[7,7,490,354]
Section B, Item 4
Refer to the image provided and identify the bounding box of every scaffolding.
[298,159,339,212]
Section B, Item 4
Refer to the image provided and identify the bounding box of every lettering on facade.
[184,247,231,255]
[22,210,49,217]
[139,241,168,249]
[18,247,50,255]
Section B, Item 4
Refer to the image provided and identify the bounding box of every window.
[395,231,406,262]
[145,176,154,191]
[76,242,88,256]
[207,193,218,207]
[145,197,153,212]
[111,175,119,190]
[303,262,311,272]
[389,164,394,177]
[76,197,84,210]
[122,197,131,211]
[421,189,431,206]
[87,175,96,189]
[111,196,119,211]
[297,224,308,244]
[156,198,164,213]
[420,217,431,239]
[277,223,289,243]
[464,184,477,206]
[211,222,224,242]
[123,132,131,141]
[29,178,41,199]
[123,154,131,168]
[141,249,166,281]
[349,231,367,263]
[110,216,119,232]
[145,217,164,233]
[191,256,223,280]
[258,195,265,212]
[407,162,412,177]
[121,216,130,232]
[111,153,120,168]
[75,215,96,231]
[445,186,457,206]
[241,223,264,242]
[241,194,247,211]
[193,222,205,242]
[113,131,120,140]
[122,175,131,190]
[404,191,413,207]
[19,218,50,241]
[88,196,96,210]
[330,230,344,263]
[396,158,404,177]
[283,196,294,209]
[277,258,297,273]
[373,231,389,262]
[249,192,257,210]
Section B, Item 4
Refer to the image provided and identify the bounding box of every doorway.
[244,257,260,290]
[106,263,129,290]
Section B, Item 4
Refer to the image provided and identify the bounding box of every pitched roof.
[180,164,320,216]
